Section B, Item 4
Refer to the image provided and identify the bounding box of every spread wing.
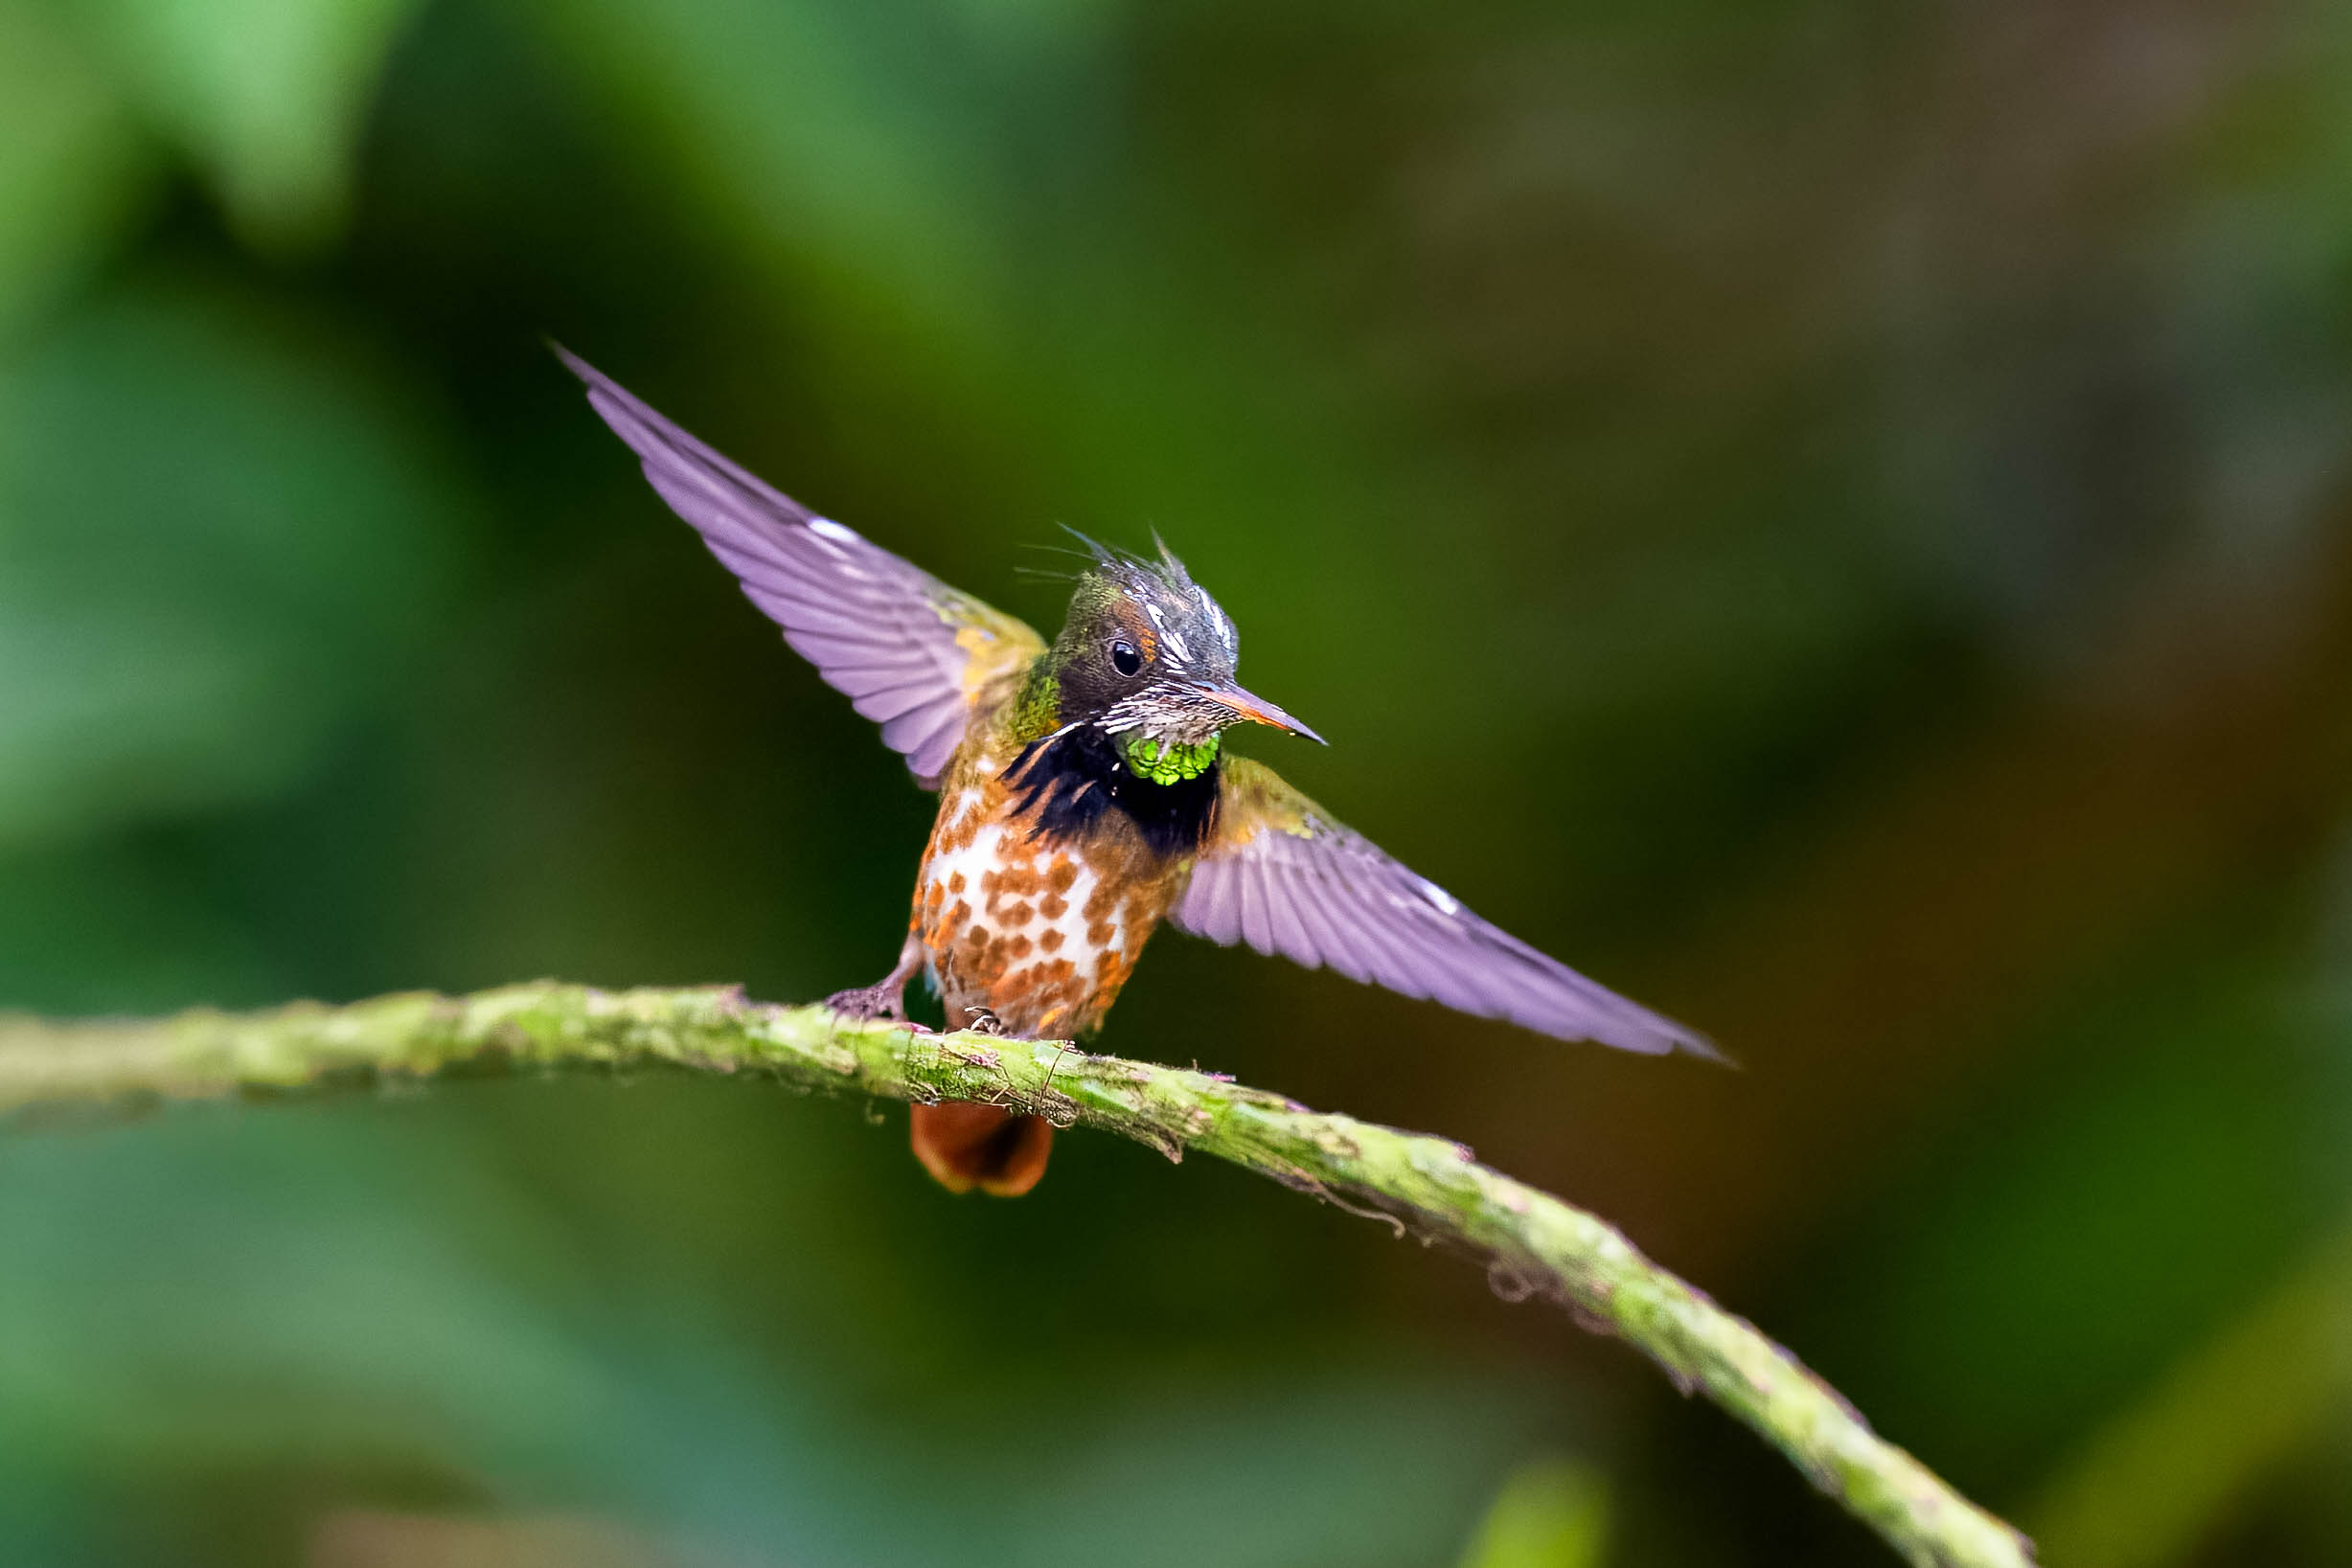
[560,350,1046,786]
[1174,758,1717,1057]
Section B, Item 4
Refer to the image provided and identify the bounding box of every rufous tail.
[909,1102,1055,1196]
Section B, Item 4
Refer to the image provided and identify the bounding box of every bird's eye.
[1110,640,1143,677]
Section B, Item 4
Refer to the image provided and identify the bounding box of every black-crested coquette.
[561,350,1715,1194]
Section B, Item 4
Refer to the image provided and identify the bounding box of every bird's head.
[1034,539,1322,783]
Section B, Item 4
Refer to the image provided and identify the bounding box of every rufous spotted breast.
[564,350,1719,1197]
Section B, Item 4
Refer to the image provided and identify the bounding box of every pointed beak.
[1196,680,1327,744]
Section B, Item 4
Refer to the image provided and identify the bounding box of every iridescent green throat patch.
[1122,732,1221,784]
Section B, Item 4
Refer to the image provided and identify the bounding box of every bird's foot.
[962,1007,1005,1036]
[826,980,911,1024]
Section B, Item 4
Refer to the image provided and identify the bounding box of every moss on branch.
[0,982,2032,1568]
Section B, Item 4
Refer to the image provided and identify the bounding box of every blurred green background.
[3,0,2350,1563]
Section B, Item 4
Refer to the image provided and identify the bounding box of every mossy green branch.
[0,982,2031,1568]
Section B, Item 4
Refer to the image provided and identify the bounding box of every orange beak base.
[1199,681,1325,744]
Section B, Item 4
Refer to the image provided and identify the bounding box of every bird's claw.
[963,1007,1005,1036]
[826,982,906,1022]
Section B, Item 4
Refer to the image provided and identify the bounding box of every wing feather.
[1237,855,1275,957]
[1286,869,1362,982]
[561,349,1045,786]
[1175,759,1717,1057]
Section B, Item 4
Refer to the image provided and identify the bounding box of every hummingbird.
[561,351,1714,1196]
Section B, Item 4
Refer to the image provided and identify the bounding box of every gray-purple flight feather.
[1176,760,1718,1058]
[558,349,1040,786]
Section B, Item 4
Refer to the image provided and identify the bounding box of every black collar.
[1004,726,1222,857]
